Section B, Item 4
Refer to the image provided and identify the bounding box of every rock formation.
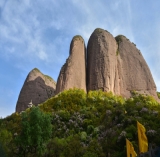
[87,28,119,94]
[16,68,56,112]
[115,35,157,98]
[56,35,86,94]
[87,28,158,99]
[16,28,159,111]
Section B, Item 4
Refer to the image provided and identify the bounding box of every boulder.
[56,35,86,93]
[16,68,56,112]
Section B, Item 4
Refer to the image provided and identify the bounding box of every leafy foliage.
[15,107,52,156]
[157,92,160,99]
[1,88,160,156]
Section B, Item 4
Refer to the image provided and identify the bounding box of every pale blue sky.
[0,0,160,118]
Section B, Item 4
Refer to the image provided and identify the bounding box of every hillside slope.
[1,89,160,156]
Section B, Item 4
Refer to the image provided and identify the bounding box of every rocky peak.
[115,35,158,99]
[16,68,56,112]
[56,35,86,94]
[86,28,158,100]
[16,28,159,112]
[87,28,118,92]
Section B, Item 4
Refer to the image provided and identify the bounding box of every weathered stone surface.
[16,68,56,112]
[56,35,86,94]
[116,35,158,99]
[87,28,158,99]
[87,28,119,94]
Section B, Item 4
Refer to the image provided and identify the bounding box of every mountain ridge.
[16,28,159,112]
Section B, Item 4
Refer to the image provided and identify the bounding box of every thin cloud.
[0,0,81,64]
[73,0,134,43]
[38,50,48,61]
[0,0,59,63]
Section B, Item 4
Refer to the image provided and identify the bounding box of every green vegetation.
[157,92,160,99]
[33,68,41,73]
[15,107,52,156]
[1,88,160,156]
[95,28,103,33]
[32,68,55,84]
[115,35,123,56]
[132,42,136,46]
[73,35,83,42]
[44,75,55,83]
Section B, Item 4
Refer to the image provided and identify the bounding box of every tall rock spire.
[56,35,86,94]
[87,28,119,94]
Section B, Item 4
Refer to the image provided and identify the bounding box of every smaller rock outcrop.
[16,68,56,112]
[56,35,86,94]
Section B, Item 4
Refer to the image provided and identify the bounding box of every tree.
[0,129,12,156]
[16,106,52,157]
[46,137,67,157]
[0,142,6,157]
[84,139,105,157]
[64,135,84,157]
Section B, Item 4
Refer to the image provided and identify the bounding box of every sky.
[0,0,160,118]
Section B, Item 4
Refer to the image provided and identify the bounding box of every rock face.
[16,28,158,112]
[115,35,157,98]
[87,28,158,99]
[16,68,56,112]
[87,28,119,94]
[56,35,86,94]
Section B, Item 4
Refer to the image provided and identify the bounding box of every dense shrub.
[0,89,160,156]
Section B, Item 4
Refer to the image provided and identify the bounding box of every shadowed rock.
[87,28,158,99]
[56,35,86,94]
[16,68,56,112]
